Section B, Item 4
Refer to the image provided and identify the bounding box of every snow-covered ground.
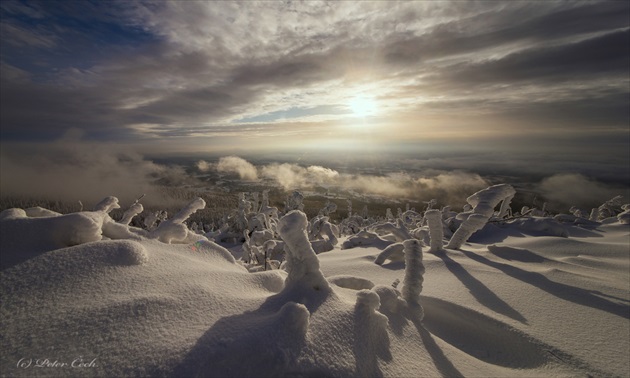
[0,196,628,377]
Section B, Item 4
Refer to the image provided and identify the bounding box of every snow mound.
[0,210,105,269]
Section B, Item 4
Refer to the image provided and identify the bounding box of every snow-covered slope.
[1,203,628,377]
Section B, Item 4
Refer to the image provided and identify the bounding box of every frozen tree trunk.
[277,210,330,292]
[447,184,516,250]
[425,209,444,253]
[402,239,425,321]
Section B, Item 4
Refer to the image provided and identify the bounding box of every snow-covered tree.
[425,209,444,253]
[401,239,425,321]
[277,210,330,292]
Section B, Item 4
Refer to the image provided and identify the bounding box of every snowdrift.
[1,192,628,377]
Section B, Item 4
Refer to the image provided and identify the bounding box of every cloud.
[196,160,212,172]
[239,157,489,206]
[538,173,628,210]
[0,0,627,161]
[216,156,258,181]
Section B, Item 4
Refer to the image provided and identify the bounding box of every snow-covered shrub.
[284,191,304,212]
[25,207,61,218]
[311,239,335,254]
[308,215,338,247]
[277,210,330,292]
[374,242,404,265]
[447,213,488,249]
[93,196,121,213]
[0,208,27,220]
[144,210,167,231]
[0,208,105,251]
[342,230,394,250]
[401,239,425,321]
[119,202,144,226]
[447,184,515,249]
[596,196,625,220]
[372,219,412,242]
[151,198,206,244]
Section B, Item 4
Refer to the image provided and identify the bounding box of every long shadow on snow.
[173,285,329,378]
[460,249,630,319]
[434,251,528,324]
[379,303,463,377]
[468,223,603,245]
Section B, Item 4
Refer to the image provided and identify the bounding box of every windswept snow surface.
[1,207,629,377]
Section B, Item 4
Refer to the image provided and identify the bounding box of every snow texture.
[1,186,629,378]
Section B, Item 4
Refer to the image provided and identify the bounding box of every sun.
[348,96,377,117]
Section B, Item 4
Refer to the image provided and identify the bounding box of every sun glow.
[348,96,377,117]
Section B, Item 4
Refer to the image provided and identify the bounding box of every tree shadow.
[460,249,630,319]
[377,303,463,377]
[173,285,329,377]
[410,315,464,378]
[435,251,528,324]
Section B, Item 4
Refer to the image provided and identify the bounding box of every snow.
[1,192,629,377]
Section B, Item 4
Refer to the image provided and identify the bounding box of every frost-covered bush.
[119,202,144,226]
[150,198,206,244]
[342,230,394,250]
[372,219,412,242]
[284,191,304,212]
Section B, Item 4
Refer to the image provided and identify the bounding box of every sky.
[0,1,629,207]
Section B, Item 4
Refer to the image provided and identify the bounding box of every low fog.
[0,142,194,209]
[1,140,627,213]
[197,156,628,211]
